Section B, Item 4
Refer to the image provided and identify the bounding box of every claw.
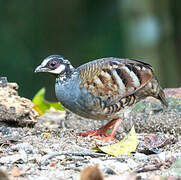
[77,118,121,142]
[94,136,116,142]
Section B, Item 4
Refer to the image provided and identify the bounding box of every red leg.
[77,119,117,136]
[95,118,121,141]
[77,118,121,142]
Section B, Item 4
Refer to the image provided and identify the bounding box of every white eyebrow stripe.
[50,64,65,74]
[41,58,51,67]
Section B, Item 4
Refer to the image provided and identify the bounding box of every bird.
[34,55,168,141]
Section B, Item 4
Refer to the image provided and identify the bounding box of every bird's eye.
[48,60,60,69]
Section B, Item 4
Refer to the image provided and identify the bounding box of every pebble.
[19,149,28,163]
[158,152,166,162]
[0,154,21,164]
[112,162,129,173]
[99,159,129,173]
[11,130,20,137]
[11,142,33,154]
[43,161,50,166]
[105,168,116,175]
[134,152,148,162]
[127,159,139,169]
[41,148,54,154]
[0,77,7,87]
[89,158,104,169]
[0,126,10,135]
[51,143,60,149]
[56,155,66,160]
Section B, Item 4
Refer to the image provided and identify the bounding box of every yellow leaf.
[43,133,51,138]
[33,105,43,115]
[95,126,137,156]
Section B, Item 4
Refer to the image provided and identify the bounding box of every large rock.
[0,77,38,126]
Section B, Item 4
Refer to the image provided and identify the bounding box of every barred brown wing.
[78,57,154,107]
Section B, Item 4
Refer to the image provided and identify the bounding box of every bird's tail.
[157,86,168,107]
[147,77,168,107]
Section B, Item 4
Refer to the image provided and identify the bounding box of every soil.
[0,79,181,180]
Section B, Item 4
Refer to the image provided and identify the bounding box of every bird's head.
[34,55,74,76]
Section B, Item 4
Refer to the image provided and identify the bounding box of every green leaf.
[32,88,65,115]
[94,126,137,156]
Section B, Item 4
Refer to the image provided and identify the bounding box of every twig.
[63,167,81,171]
[134,163,162,173]
[41,151,107,164]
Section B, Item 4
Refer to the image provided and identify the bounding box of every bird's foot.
[77,129,109,137]
[94,135,116,142]
[77,131,115,142]
[77,118,121,142]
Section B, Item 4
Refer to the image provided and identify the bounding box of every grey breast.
[55,73,109,120]
[55,74,94,118]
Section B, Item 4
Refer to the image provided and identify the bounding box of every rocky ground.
[0,78,181,180]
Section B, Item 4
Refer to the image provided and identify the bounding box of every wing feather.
[77,57,154,106]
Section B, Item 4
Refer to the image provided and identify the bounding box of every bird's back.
[74,57,167,120]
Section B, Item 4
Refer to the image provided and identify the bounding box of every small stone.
[0,127,10,135]
[9,106,16,114]
[11,142,33,154]
[0,154,21,164]
[56,155,66,160]
[114,162,129,173]
[41,148,54,154]
[19,149,28,163]
[89,158,104,169]
[0,148,3,153]
[51,143,60,149]
[0,77,7,88]
[127,159,139,169]
[134,152,148,162]
[158,152,166,162]
[104,160,129,173]
[105,168,116,175]
[43,161,50,166]
[11,131,20,137]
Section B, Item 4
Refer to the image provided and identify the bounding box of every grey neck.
[56,67,77,83]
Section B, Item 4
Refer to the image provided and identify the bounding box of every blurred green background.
[0,0,181,100]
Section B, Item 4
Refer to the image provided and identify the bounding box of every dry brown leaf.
[80,165,103,180]
[10,167,30,177]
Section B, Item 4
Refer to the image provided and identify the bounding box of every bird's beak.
[34,65,42,73]
[34,65,48,73]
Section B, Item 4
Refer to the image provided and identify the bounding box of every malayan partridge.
[35,55,167,141]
